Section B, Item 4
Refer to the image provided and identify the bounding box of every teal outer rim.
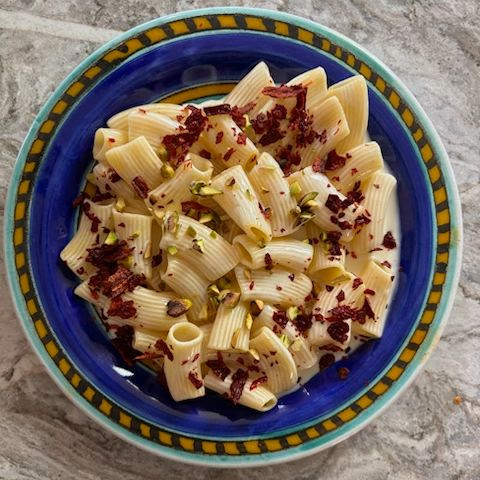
[4,7,463,467]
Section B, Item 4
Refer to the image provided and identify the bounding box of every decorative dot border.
[11,13,451,456]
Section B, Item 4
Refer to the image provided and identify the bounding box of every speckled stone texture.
[0,1,478,478]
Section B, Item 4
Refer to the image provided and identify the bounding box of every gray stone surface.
[0,1,478,478]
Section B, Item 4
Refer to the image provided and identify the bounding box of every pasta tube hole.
[170,322,202,344]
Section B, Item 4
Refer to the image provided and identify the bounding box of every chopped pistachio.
[198,304,209,321]
[287,306,299,321]
[299,191,319,207]
[226,177,236,188]
[190,180,205,195]
[217,277,231,291]
[302,238,310,244]
[245,189,254,201]
[209,230,217,239]
[290,206,302,216]
[207,283,220,296]
[249,299,264,316]
[220,290,240,308]
[161,163,175,179]
[244,122,255,142]
[245,313,253,330]
[186,225,197,237]
[86,172,96,184]
[119,255,133,268]
[304,199,318,208]
[143,240,152,259]
[279,334,291,348]
[290,338,303,352]
[192,238,205,253]
[153,209,165,221]
[157,146,169,163]
[104,231,118,245]
[231,329,241,348]
[115,197,126,212]
[165,212,179,232]
[131,230,140,238]
[289,181,302,197]
[208,296,220,309]
[199,212,213,224]
[166,298,192,317]
[248,348,260,361]
[259,164,276,170]
[166,245,178,256]
[199,185,223,196]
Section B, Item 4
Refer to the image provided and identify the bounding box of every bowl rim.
[4,6,462,467]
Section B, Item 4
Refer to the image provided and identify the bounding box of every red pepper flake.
[338,220,353,230]
[292,314,312,333]
[107,297,137,319]
[188,371,203,389]
[327,305,357,322]
[181,201,210,214]
[155,339,173,362]
[91,189,114,203]
[288,273,295,282]
[354,214,371,230]
[206,353,231,380]
[369,247,383,253]
[351,168,358,175]
[236,132,247,145]
[82,202,101,233]
[262,84,305,98]
[215,131,224,144]
[319,353,335,370]
[223,147,235,162]
[249,375,268,391]
[249,281,255,290]
[198,149,211,159]
[76,266,85,276]
[134,351,164,361]
[108,169,121,183]
[336,290,345,303]
[382,231,397,249]
[272,310,288,329]
[230,368,249,404]
[364,288,376,296]
[325,285,334,292]
[89,265,145,298]
[324,150,347,171]
[338,366,350,380]
[352,278,363,290]
[258,202,272,220]
[259,128,284,146]
[152,251,163,268]
[381,260,392,269]
[362,298,375,320]
[203,104,231,116]
[276,286,282,291]
[111,325,139,366]
[264,253,274,270]
[325,194,343,213]
[320,344,343,352]
[72,191,90,207]
[327,321,350,343]
[86,240,133,268]
[131,176,149,199]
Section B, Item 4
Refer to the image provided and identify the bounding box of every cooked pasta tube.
[60,200,113,278]
[147,154,213,211]
[210,165,272,243]
[252,305,317,369]
[233,234,313,272]
[299,96,350,168]
[326,75,368,153]
[91,163,150,215]
[249,327,298,394]
[235,265,312,307]
[128,111,181,150]
[161,256,210,323]
[105,136,164,192]
[204,370,277,412]
[159,213,239,282]
[326,142,384,193]
[352,260,393,338]
[208,302,250,352]
[74,281,188,332]
[288,66,327,109]
[224,61,274,110]
[287,167,367,242]
[107,103,184,130]
[93,128,128,162]
[248,152,298,236]
[164,323,205,401]
[201,115,259,169]
[351,172,397,253]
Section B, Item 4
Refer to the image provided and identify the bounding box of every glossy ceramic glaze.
[5,8,461,466]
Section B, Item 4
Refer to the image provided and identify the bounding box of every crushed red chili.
[155,339,173,362]
[107,297,137,319]
[230,368,249,404]
[206,353,231,380]
[264,253,274,270]
[319,353,335,370]
[327,321,350,343]
[131,176,149,198]
[324,150,347,171]
[382,231,397,249]
[188,371,203,389]
[249,375,268,391]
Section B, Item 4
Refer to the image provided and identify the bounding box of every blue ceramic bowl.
[5,7,462,466]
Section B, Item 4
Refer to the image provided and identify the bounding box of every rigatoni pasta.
[64,63,399,412]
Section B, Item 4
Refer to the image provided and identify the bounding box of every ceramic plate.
[4,7,462,467]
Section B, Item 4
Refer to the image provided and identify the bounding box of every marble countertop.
[0,1,478,478]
